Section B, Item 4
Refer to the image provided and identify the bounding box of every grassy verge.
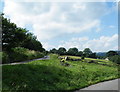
[2,54,119,91]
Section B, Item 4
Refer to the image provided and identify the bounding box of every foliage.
[2,14,45,52]
[83,48,92,57]
[81,56,85,60]
[89,53,97,59]
[2,54,119,91]
[76,51,83,56]
[106,51,118,57]
[57,47,66,55]
[22,33,45,52]
[50,47,97,59]
[1,52,9,64]
[108,55,120,64]
[49,48,58,54]
[2,47,44,64]
[67,47,78,56]
[2,16,26,51]
[0,52,2,63]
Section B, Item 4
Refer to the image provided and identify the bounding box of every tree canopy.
[57,47,66,55]
[67,47,78,56]
[49,48,58,54]
[2,14,45,52]
[106,51,118,57]
[83,48,92,57]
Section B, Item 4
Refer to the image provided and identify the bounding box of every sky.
[2,0,119,52]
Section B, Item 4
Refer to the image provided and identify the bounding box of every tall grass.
[2,47,44,64]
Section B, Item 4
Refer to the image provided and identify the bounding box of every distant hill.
[96,50,120,57]
[96,52,106,57]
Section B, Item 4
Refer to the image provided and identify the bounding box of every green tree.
[83,48,92,57]
[22,33,44,52]
[76,51,83,56]
[2,14,45,52]
[49,48,58,54]
[57,47,66,55]
[2,15,27,51]
[89,53,97,59]
[67,47,78,56]
[106,51,118,57]
[108,55,120,64]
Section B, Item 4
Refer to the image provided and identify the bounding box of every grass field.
[60,55,116,66]
[2,54,119,91]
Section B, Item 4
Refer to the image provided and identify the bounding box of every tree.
[2,15,27,51]
[89,53,97,59]
[76,51,83,56]
[2,14,45,52]
[106,51,118,57]
[57,47,66,55]
[49,48,58,54]
[83,48,92,57]
[67,47,78,56]
[108,55,120,64]
[22,33,44,52]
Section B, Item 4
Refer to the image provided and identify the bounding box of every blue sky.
[2,1,118,52]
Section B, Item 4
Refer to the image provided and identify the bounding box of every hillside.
[96,50,120,57]
[2,54,119,91]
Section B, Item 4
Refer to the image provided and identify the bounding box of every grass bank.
[2,54,119,91]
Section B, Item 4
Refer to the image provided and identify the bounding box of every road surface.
[1,56,50,65]
[75,79,119,91]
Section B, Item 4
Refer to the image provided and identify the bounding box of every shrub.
[81,56,85,60]
[2,52,9,64]
[8,47,44,63]
[0,52,2,63]
[10,47,29,62]
[108,55,120,64]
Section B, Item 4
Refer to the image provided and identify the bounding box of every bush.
[81,56,85,60]
[7,47,44,63]
[2,52,9,64]
[108,55,120,64]
[10,47,29,62]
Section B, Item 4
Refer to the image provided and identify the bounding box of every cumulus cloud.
[3,1,111,41]
[109,25,115,28]
[3,1,117,52]
[42,42,55,50]
[58,34,118,52]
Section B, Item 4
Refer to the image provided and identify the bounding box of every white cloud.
[58,34,118,52]
[42,42,55,50]
[3,1,111,41]
[109,25,115,28]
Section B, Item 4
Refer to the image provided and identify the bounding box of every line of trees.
[50,47,120,64]
[49,47,97,59]
[2,13,45,52]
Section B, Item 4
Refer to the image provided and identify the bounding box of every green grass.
[2,54,119,91]
[60,55,116,66]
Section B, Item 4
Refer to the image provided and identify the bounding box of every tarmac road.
[1,56,50,65]
[75,79,119,91]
